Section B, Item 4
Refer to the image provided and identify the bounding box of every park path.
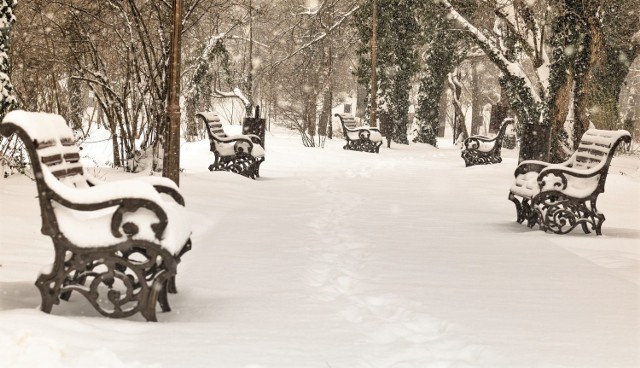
[0,133,638,367]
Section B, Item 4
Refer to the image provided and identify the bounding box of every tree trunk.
[318,89,331,137]
[449,70,468,142]
[437,86,447,137]
[370,0,378,127]
[110,123,121,167]
[356,84,367,119]
[470,62,483,135]
[318,44,333,139]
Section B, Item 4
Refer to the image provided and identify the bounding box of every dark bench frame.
[508,128,631,235]
[0,111,191,321]
[335,113,383,153]
[461,118,514,167]
[197,112,265,179]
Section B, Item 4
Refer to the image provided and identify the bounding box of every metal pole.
[163,0,183,185]
[370,0,378,127]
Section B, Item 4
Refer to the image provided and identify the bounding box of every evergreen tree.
[184,37,230,140]
[413,3,470,146]
[355,0,421,145]
[586,0,639,131]
[436,0,639,162]
[0,0,17,118]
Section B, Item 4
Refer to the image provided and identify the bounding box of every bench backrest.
[336,114,357,130]
[1,111,86,184]
[197,112,228,139]
[571,129,630,171]
[491,118,514,151]
[0,110,89,237]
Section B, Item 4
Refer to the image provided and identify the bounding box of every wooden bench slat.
[64,152,80,162]
[60,137,76,146]
[51,165,84,179]
[34,140,56,149]
[41,154,63,165]
[579,140,613,151]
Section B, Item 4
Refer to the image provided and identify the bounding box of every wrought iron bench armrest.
[86,174,185,206]
[513,160,555,177]
[134,176,186,206]
[44,171,170,240]
[343,125,380,133]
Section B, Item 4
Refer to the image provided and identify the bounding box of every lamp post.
[163,0,183,185]
[370,0,378,127]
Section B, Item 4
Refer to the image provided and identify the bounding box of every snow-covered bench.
[0,110,192,321]
[461,118,514,167]
[335,113,383,153]
[197,112,265,179]
[508,128,631,235]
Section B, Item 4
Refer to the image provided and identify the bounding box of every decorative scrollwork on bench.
[533,192,602,235]
[50,240,178,320]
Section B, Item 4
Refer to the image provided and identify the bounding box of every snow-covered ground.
[0,127,638,368]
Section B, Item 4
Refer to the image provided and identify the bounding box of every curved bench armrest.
[463,135,497,151]
[211,133,261,156]
[537,161,606,181]
[44,171,170,240]
[535,163,607,198]
[513,160,554,177]
[135,176,185,206]
[84,174,185,206]
[243,134,263,145]
[465,135,496,144]
[45,170,162,205]
[213,134,255,146]
[343,126,380,133]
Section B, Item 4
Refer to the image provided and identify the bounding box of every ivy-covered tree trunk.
[545,0,638,158]
[0,0,17,119]
[589,0,639,133]
[411,1,476,145]
[584,38,638,136]
[546,8,578,159]
[354,0,421,145]
[184,37,227,141]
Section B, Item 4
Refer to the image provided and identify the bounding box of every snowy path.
[1,131,638,367]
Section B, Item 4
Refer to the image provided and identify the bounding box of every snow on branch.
[435,0,542,104]
[493,0,547,69]
[183,33,226,99]
[225,35,269,49]
[213,87,250,109]
[298,0,321,16]
[267,3,360,70]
